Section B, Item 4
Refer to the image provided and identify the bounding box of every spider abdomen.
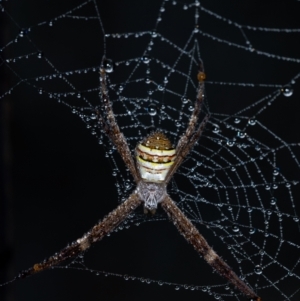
[136,132,176,182]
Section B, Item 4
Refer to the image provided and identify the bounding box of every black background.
[1,0,300,301]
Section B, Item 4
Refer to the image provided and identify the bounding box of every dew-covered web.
[1,0,300,300]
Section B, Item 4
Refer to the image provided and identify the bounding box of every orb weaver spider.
[17,58,261,301]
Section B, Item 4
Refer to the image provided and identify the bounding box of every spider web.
[1,0,300,300]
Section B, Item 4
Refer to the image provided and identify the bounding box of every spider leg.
[165,113,209,183]
[98,59,140,183]
[161,196,261,301]
[176,82,205,155]
[17,193,141,280]
[164,67,207,183]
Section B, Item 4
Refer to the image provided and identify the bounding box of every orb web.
[1,0,300,300]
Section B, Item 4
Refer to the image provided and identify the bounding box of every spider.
[17,58,261,301]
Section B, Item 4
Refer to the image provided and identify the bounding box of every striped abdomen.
[136,132,176,182]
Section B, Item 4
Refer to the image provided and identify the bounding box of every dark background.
[1,0,300,301]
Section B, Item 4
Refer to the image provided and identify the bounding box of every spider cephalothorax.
[136,181,166,212]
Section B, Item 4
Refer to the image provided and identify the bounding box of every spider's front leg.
[98,58,140,183]
[175,80,205,154]
[165,68,209,183]
[17,193,142,279]
[161,196,261,301]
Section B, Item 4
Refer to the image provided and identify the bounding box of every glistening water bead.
[248,119,256,126]
[281,85,293,97]
[182,97,189,104]
[237,131,246,138]
[249,228,256,235]
[227,140,235,147]
[232,225,240,232]
[212,126,220,133]
[147,104,157,116]
[102,59,114,73]
[141,55,151,64]
[254,265,263,275]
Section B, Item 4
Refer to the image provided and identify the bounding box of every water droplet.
[234,118,240,124]
[232,225,239,232]
[38,88,43,94]
[270,197,277,205]
[125,181,131,190]
[188,105,194,111]
[237,131,246,138]
[19,30,25,37]
[230,166,236,171]
[175,286,180,290]
[152,31,157,38]
[182,97,189,104]
[141,55,151,64]
[293,217,299,222]
[37,51,43,59]
[281,85,293,97]
[273,168,279,175]
[212,126,220,133]
[148,104,157,116]
[254,265,262,275]
[157,85,164,91]
[102,59,114,73]
[249,228,256,235]
[248,118,256,126]
[227,140,235,147]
